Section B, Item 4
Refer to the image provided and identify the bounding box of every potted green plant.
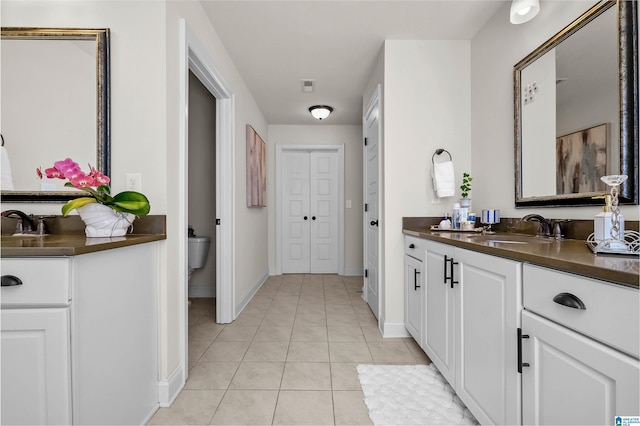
[460,172,472,207]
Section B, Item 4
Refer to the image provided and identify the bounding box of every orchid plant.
[38,158,150,216]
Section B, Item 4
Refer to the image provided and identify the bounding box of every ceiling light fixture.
[510,0,540,24]
[309,105,333,120]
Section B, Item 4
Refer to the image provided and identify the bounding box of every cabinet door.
[522,311,640,425]
[455,248,522,426]
[423,240,455,386]
[1,308,72,425]
[404,254,423,346]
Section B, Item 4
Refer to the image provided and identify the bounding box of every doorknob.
[304,216,308,220]
[370,220,379,226]
[312,216,316,220]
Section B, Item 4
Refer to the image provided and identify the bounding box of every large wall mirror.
[514,1,638,207]
[1,27,110,202]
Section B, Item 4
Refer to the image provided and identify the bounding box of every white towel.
[432,160,455,198]
[1,146,15,190]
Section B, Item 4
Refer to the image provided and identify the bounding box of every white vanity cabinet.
[423,240,455,385]
[404,236,426,346]
[521,264,639,425]
[454,248,522,426]
[1,242,159,425]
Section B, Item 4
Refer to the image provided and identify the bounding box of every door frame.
[275,144,345,275]
[363,85,382,315]
[179,19,235,382]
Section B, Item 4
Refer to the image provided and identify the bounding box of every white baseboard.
[343,267,364,276]
[380,316,411,338]
[158,364,185,407]
[235,270,269,315]
[188,285,216,298]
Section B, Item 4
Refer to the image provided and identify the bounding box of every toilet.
[188,235,210,281]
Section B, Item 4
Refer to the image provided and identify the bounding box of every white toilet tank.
[188,236,210,270]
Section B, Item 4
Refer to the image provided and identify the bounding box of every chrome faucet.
[1,210,36,233]
[522,214,552,238]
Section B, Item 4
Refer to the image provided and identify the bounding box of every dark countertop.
[1,233,166,257]
[403,225,639,288]
[1,215,166,257]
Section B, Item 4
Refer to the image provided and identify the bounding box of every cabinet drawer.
[523,264,639,358]
[1,258,71,307]
[405,235,427,259]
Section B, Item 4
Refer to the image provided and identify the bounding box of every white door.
[281,149,339,273]
[364,87,380,319]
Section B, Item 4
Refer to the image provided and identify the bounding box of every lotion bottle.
[452,203,461,230]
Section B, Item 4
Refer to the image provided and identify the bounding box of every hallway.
[149,274,430,425]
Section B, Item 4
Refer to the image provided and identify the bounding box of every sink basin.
[465,234,554,244]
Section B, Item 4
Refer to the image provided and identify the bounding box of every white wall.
[471,0,638,220]
[377,40,472,330]
[267,125,363,275]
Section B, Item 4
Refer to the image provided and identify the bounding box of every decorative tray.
[430,225,484,233]
[585,230,640,256]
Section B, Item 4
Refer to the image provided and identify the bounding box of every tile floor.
[149,274,431,425]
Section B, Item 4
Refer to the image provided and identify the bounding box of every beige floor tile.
[294,313,327,327]
[295,303,326,315]
[200,341,250,362]
[229,362,285,389]
[357,313,379,327]
[244,341,290,362]
[326,312,360,326]
[184,361,239,389]
[403,338,432,364]
[188,321,225,342]
[209,390,278,425]
[298,295,325,305]
[262,312,296,327]
[189,340,212,363]
[333,390,372,426]
[361,326,384,342]
[291,325,328,342]
[281,362,332,390]
[330,363,362,391]
[329,342,373,363]
[233,312,266,327]
[328,326,365,342]
[325,304,356,315]
[188,298,216,316]
[148,389,224,425]
[253,325,293,342]
[287,341,330,362]
[271,295,300,306]
[215,324,258,342]
[273,390,334,425]
[367,341,416,363]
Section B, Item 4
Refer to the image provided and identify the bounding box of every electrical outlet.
[126,173,142,191]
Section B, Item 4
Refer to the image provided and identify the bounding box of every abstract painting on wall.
[556,123,609,194]
[246,124,266,207]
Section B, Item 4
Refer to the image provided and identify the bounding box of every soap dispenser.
[594,195,624,242]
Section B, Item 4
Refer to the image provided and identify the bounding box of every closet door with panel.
[281,148,339,273]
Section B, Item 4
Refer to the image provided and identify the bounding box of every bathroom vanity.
[1,233,165,425]
[403,222,639,425]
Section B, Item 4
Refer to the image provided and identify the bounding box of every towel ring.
[432,148,451,163]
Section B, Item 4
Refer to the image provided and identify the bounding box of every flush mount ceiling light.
[309,105,333,120]
[510,0,540,24]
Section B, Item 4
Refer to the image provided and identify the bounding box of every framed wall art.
[556,123,609,194]
[246,124,266,207]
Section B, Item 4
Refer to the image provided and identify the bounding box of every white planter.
[460,198,471,208]
[76,203,135,237]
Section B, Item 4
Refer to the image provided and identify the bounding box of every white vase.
[76,203,135,237]
[460,198,471,208]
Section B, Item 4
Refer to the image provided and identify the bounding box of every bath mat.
[357,363,478,425]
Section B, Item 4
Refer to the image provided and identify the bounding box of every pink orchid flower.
[69,172,96,188]
[53,158,81,177]
[44,167,65,179]
[89,165,110,186]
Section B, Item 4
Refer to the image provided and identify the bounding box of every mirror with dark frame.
[0,27,110,202]
[514,1,638,207]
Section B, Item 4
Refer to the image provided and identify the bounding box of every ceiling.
[201,1,507,125]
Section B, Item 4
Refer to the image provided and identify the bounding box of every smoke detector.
[301,79,315,93]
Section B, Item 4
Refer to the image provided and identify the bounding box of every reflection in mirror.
[514,1,638,207]
[0,28,110,202]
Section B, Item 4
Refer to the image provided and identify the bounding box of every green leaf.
[61,197,97,216]
[109,191,150,216]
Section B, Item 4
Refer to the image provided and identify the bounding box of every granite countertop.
[403,225,639,288]
[1,215,166,257]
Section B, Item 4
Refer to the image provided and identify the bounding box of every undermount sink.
[465,234,554,244]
